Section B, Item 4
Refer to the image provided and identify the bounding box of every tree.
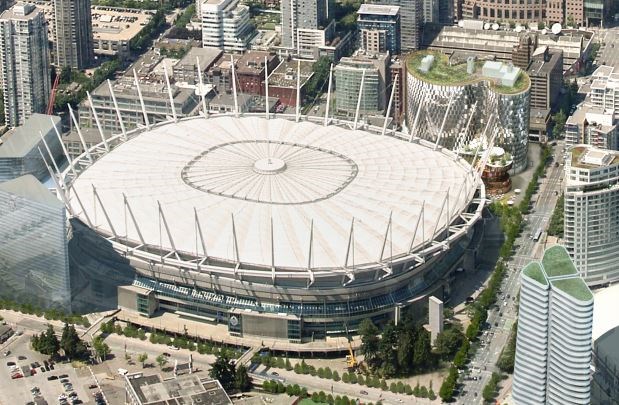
[396,328,414,374]
[93,336,111,361]
[235,365,252,392]
[60,323,87,360]
[412,328,432,371]
[138,353,148,368]
[434,327,464,358]
[32,325,60,357]
[156,354,168,369]
[552,109,567,138]
[209,353,236,391]
[378,322,398,377]
[359,319,381,370]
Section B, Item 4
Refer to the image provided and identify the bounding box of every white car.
[167,345,180,351]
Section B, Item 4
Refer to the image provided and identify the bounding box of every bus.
[533,228,542,242]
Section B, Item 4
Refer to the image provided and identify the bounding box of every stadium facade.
[406,51,531,174]
[60,108,486,344]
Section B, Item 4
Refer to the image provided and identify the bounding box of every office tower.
[369,0,423,51]
[513,246,593,405]
[0,3,50,127]
[53,0,93,70]
[527,47,563,110]
[335,50,389,115]
[438,0,453,24]
[462,0,546,22]
[357,4,401,54]
[564,145,619,286]
[0,175,71,311]
[201,0,255,52]
[281,0,331,49]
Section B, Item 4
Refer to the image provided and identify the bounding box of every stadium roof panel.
[68,116,475,271]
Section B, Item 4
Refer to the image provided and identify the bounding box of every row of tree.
[0,299,90,326]
[547,194,565,237]
[31,324,89,360]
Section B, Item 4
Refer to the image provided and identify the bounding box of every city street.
[598,26,619,69]
[459,141,565,404]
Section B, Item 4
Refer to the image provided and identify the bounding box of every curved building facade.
[513,246,593,405]
[64,113,485,345]
[406,51,530,174]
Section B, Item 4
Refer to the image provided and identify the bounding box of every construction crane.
[344,323,358,371]
[47,73,61,115]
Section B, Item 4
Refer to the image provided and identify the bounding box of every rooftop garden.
[407,50,530,94]
[541,245,577,278]
[571,146,619,169]
[523,262,548,285]
[552,278,593,301]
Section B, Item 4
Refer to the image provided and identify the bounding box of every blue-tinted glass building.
[357,4,401,55]
[0,175,71,311]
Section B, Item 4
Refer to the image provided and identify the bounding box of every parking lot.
[0,333,106,405]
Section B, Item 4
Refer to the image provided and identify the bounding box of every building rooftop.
[125,373,231,405]
[175,47,223,71]
[0,114,60,158]
[542,245,578,278]
[0,175,63,209]
[407,50,530,94]
[268,59,314,89]
[571,145,619,169]
[527,48,562,76]
[236,51,276,75]
[92,6,154,42]
[523,262,548,285]
[0,2,40,20]
[357,4,400,16]
[552,278,593,301]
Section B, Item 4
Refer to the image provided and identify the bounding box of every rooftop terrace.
[523,262,548,285]
[552,278,593,302]
[571,146,619,169]
[407,50,530,94]
[542,245,578,278]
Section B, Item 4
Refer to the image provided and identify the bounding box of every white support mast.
[434,97,455,150]
[163,64,177,122]
[382,74,398,136]
[50,117,77,178]
[408,87,427,143]
[39,131,62,181]
[295,59,301,122]
[107,79,127,140]
[194,207,208,262]
[323,63,333,126]
[379,211,393,262]
[431,189,449,242]
[230,55,239,117]
[344,218,355,268]
[123,193,145,245]
[71,187,93,227]
[409,201,425,253]
[196,56,208,118]
[87,91,109,151]
[353,69,366,131]
[270,217,275,283]
[68,105,92,163]
[264,56,271,119]
[92,184,118,239]
[231,213,240,265]
[37,147,72,215]
[306,220,315,287]
[158,200,179,260]
[133,69,150,130]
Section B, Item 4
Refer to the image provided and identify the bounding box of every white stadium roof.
[68,116,475,270]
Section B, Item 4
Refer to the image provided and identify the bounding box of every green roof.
[541,245,578,278]
[406,50,530,94]
[551,278,593,301]
[523,262,548,285]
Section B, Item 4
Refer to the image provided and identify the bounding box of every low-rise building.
[590,65,619,114]
[565,105,618,149]
[124,372,232,405]
[235,51,279,96]
[172,46,223,86]
[267,58,313,107]
[0,114,62,182]
[91,6,154,59]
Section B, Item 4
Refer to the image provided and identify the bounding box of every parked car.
[18,355,27,360]
[59,374,69,379]
[47,375,58,381]
[88,384,98,389]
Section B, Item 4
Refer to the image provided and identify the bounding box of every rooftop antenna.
[196,56,208,118]
[163,64,177,122]
[230,55,239,117]
[323,63,333,126]
[107,79,126,140]
[353,69,366,130]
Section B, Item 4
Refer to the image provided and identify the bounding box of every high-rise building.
[0,175,71,311]
[590,65,619,113]
[423,0,439,23]
[335,50,389,115]
[201,0,255,52]
[0,3,51,127]
[513,246,593,405]
[564,145,619,286]
[438,0,453,24]
[462,0,546,23]
[565,106,617,149]
[357,4,401,54]
[527,47,563,110]
[369,0,424,52]
[280,0,331,49]
[53,0,93,69]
